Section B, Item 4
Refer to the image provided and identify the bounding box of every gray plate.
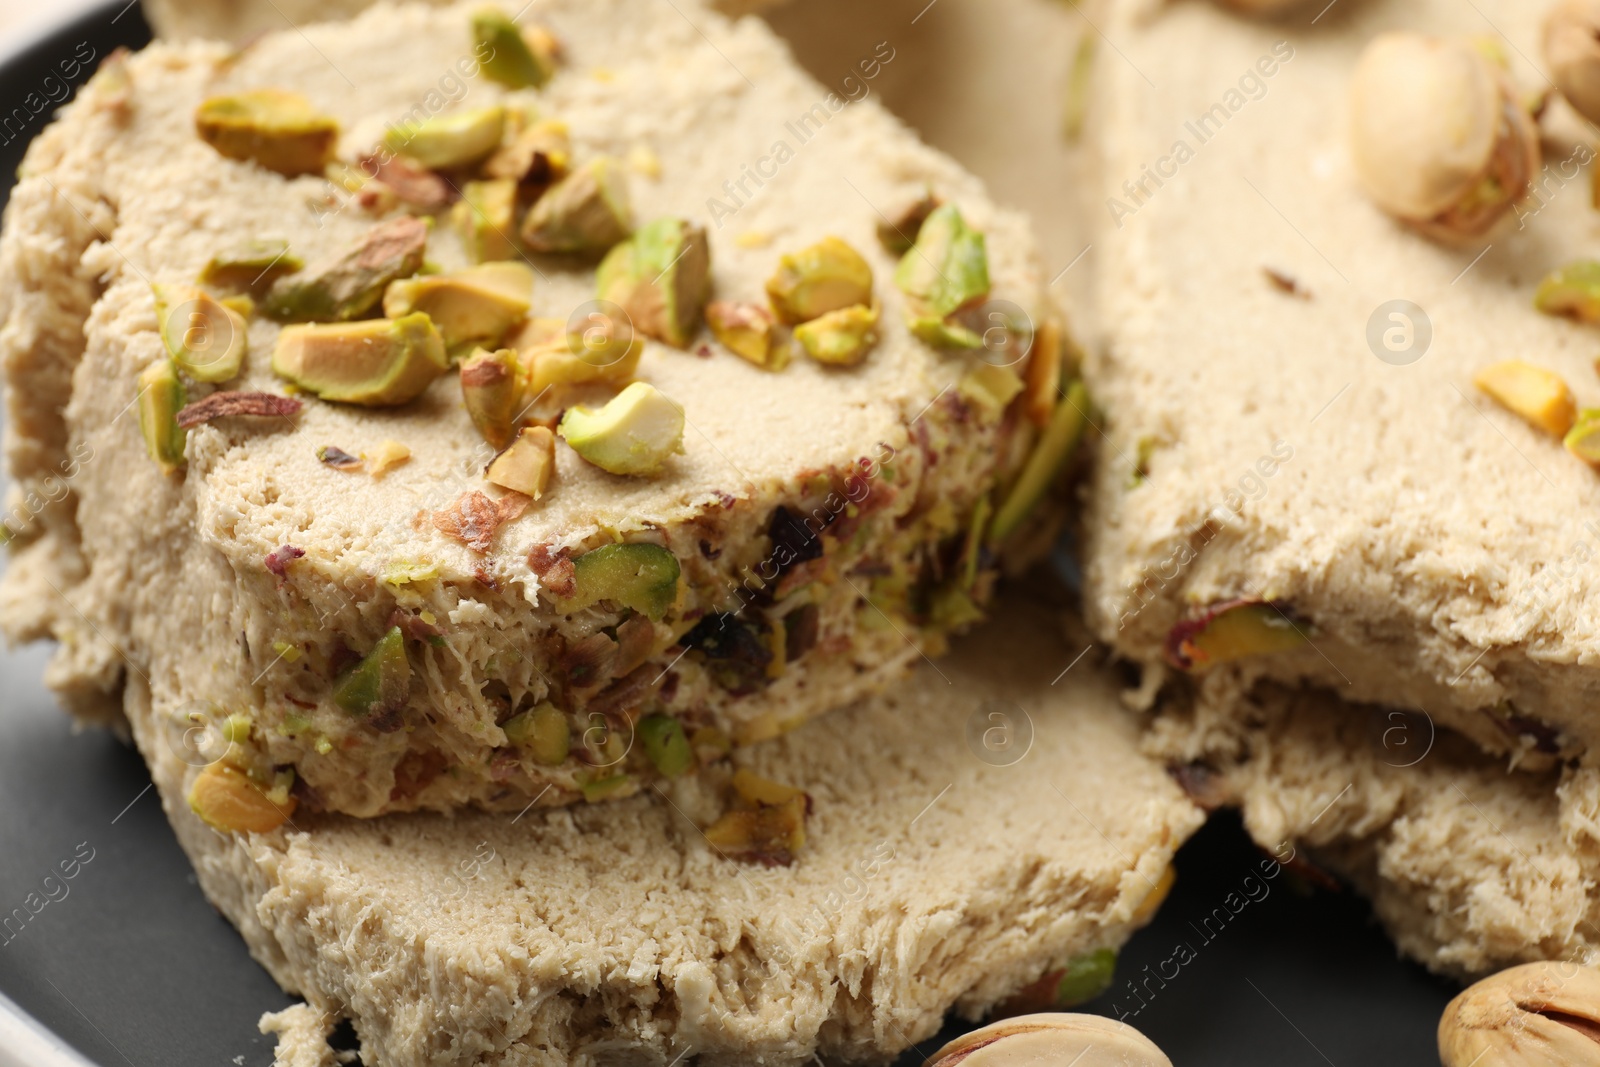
[0,5,1457,1063]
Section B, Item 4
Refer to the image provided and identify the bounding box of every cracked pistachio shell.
[382,261,532,348]
[1439,962,1600,1067]
[194,89,338,177]
[929,1014,1171,1067]
[765,236,874,324]
[558,381,685,475]
[596,218,711,348]
[520,157,633,254]
[894,203,990,319]
[272,312,448,406]
[153,283,248,384]
[383,105,505,170]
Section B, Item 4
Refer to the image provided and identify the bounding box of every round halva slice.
[0,0,1075,817]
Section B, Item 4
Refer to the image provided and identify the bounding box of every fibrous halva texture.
[0,0,1077,817]
[138,600,1199,1067]
[1085,0,1600,771]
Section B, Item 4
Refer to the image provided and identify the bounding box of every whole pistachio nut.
[765,235,875,324]
[485,425,556,498]
[472,7,556,89]
[895,203,990,319]
[153,283,248,384]
[705,300,779,367]
[199,239,303,291]
[596,217,711,348]
[382,105,506,171]
[1349,33,1540,240]
[138,360,188,474]
[194,89,339,177]
[382,261,533,348]
[459,346,522,448]
[272,312,449,406]
[265,215,429,322]
[454,178,519,263]
[1545,0,1600,126]
[792,303,879,367]
[520,157,633,255]
[1439,962,1600,1067]
[558,380,686,475]
[928,1014,1171,1067]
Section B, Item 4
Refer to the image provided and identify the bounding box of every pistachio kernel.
[988,379,1088,543]
[453,178,520,263]
[895,203,990,320]
[264,215,429,323]
[460,346,522,449]
[153,283,248,384]
[383,105,506,171]
[638,713,694,778]
[792,303,879,367]
[555,542,681,620]
[519,157,633,255]
[765,235,875,324]
[705,300,780,367]
[272,312,449,406]
[199,239,303,291]
[957,361,1025,420]
[877,189,942,255]
[382,261,533,349]
[1022,316,1067,427]
[485,425,556,498]
[472,7,556,89]
[580,773,634,803]
[194,89,339,177]
[558,380,686,475]
[1473,359,1577,437]
[1568,409,1600,465]
[505,702,569,765]
[596,218,711,348]
[483,119,571,185]
[138,360,188,474]
[1164,599,1311,671]
[332,627,412,724]
[1536,260,1600,323]
[187,762,297,834]
[703,793,808,866]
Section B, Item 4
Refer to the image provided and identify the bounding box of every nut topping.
[927,1014,1171,1067]
[1439,962,1600,1067]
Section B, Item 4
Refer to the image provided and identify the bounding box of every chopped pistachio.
[1055,949,1118,1007]
[332,627,411,719]
[194,89,338,177]
[199,239,303,291]
[1565,408,1600,463]
[558,380,685,475]
[264,216,428,322]
[459,346,522,449]
[366,439,411,477]
[596,217,711,348]
[959,495,993,590]
[766,236,874,324]
[520,157,633,255]
[894,203,990,320]
[1535,260,1600,323]
[382,261,532,348]
[580,773,634,803]
[485,425,556,498]
[1167,600,1311,671]
[219,294,254,318]
[958,362,1025,420]
[153,284,248,384]
[138,360,187,474]
[908,315,982,350]
[1473,359,1577,437]
[454,178,519,263]
[735,231,772,250]
[272,312,449,406]
[1022,317,1065,428]
[731,769,803,807]
[472,7,556,89]
[703,793,807,864]
[504,702,570,765]
[638,713,693,778]
[483,119,571,184]
[989,379,1088,543]
[929,585,984,630]
[691,726,733,763]
[187,762,296,833]
[383,106,505,170]
[627,144,662,178]
[705,300,778,367]
[551,542,681,621]
[793,303,879,367]
[877,190,942,255]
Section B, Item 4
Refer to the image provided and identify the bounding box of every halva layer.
[142,600,1200,1067]
[0,0,1082,817]
[1085,0,1600,770]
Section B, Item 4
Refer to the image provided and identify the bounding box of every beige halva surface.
[142,602,1201,1067]
[0,0,1052,817]
[1086,0,1600,769]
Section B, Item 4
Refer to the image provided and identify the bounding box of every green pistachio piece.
[264,216,429,322]
[909,315,984,350]
[485,425,555,498]
[472,7,556,88]
[504,702,570,765]
[382,261,532,348]
[894,203,989,318]
[1535,260,1600,323]
[792,303,879,367]
[453,179,519,263]
[580,773,633,803]
[877,190,941,255]
[272,312,449,406]
[520,157,633,255]
[988,379,1087,544]
[638,713,693,778]
[558,380,685,475]
[194,89,339,177]
[199,239,303,291]
[153,284,248,384]
[521,336,644,396]
[484,119,571,184]
[766,236,874,324]
[459,346,522,449]
[596,217,711,348]
[1169,600,1311,671]
[138,360,188,474]
[556,542,681,620]
[957,362,1025,420]
[383,105,505,170]
[332,626,411,718]
[1566,408,1600,463]
[1053,949,1118,1007]
[959,495,992,590]
[705,300,779,367]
